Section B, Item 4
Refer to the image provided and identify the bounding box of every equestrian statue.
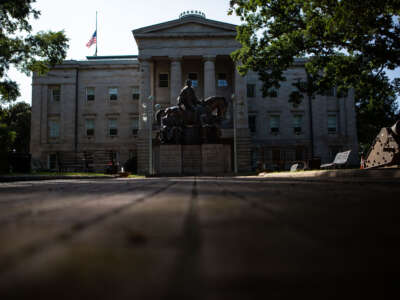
[155,79,228,144]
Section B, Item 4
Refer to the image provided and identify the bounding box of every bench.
[320,150,351,169]
[290,161,305,172]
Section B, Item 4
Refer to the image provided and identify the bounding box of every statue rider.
[177,79,203,124]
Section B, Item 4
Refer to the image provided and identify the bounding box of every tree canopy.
[228,0,400,100]
[0,0,69,102]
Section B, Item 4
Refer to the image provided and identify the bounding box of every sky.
[7,0,400,106]
[9,0,241,104]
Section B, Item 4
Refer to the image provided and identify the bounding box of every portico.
[132,11,251,174]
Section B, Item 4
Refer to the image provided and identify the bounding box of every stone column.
[40,85,48,145]
[31,83,43,159]
[234,62,251,172]
[138,57,152,174]
[170,56,182,105]
[203,55,216,98]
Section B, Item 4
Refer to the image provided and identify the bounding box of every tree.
[0,0,69,102]
[0,102,31,173]
[355,74,399,154]
[3,102,31,152]
[228,0,400,101]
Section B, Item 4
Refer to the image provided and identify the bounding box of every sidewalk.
[255,168,400,183]
[0,174,117,183]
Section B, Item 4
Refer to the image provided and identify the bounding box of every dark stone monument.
[155,79,228,145]
[154,79,231,174]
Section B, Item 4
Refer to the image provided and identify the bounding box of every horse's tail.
[155,108,165,125]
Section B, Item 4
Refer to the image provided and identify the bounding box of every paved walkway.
[0,176,398,299]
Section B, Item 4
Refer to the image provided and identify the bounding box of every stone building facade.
[30,11,358,173]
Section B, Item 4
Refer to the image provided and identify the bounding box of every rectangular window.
[293,115,302,134]
[188,73,198,88]
[131,117,139,135]
[108,119,118,136]
[328,114,337,133]
[217,73,228,87]
[270,115,280,134]
[50,86,61,102]
[85,119,95,136]
[86,87,95,101]
[248,115,256,133]
[132,86,140,100]
[272,149,280,162]
[247,84,256,97]
[159,73,169,87]
[48,120,60,138]
[109,88,118,101]
[295,146,304,161]
[48,153,58,170]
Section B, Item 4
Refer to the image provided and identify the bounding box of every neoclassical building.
[30,11,358,173]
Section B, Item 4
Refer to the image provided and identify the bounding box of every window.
[108,119,118,136]
[86,87,95,101]
[248,115,256,133]
[247,84,256,97]
[109,151,119,163]
[129,149,137,159]
[328,114,337,133]
[131,117,139,135]
[132,86,140,100]
[109,88,118,101]
[159,73,169,87]
[293,115,302,134]
[270,115,280,134]
[48,154,58,170]
[188,73,198,88]
[295,146,304,161]
[85,119,95,136]
[48,120,60,138]
[50,85,61,102]
[272,149,280,161]
[217,73,228,87]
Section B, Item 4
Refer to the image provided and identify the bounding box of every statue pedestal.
[183,126,201,145]
[155,143,231,175]
[157,145,182,175]
[201,144,231,174]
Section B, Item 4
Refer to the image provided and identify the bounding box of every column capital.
[169,55,183,62]
[202,55,216,62]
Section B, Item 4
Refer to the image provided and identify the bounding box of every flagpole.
[95,11,98,56]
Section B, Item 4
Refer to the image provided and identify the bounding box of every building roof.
[132,13,237,39]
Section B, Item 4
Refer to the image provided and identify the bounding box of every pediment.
[132,16,237,38]
[151,22,231,34]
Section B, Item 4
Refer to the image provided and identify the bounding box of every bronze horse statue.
[155,96,228,144]
[156,96,228,127]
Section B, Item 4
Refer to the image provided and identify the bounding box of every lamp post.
[231,93,238,174]
[147,95,153,175]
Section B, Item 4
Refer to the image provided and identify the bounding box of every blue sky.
[8,0,400,106]
[10,0,241,104]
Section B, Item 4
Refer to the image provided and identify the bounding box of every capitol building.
[30,11,358,174]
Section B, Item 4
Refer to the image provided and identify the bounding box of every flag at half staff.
[86,31,97,48]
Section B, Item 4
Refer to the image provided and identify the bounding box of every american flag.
[86,31,97,48]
